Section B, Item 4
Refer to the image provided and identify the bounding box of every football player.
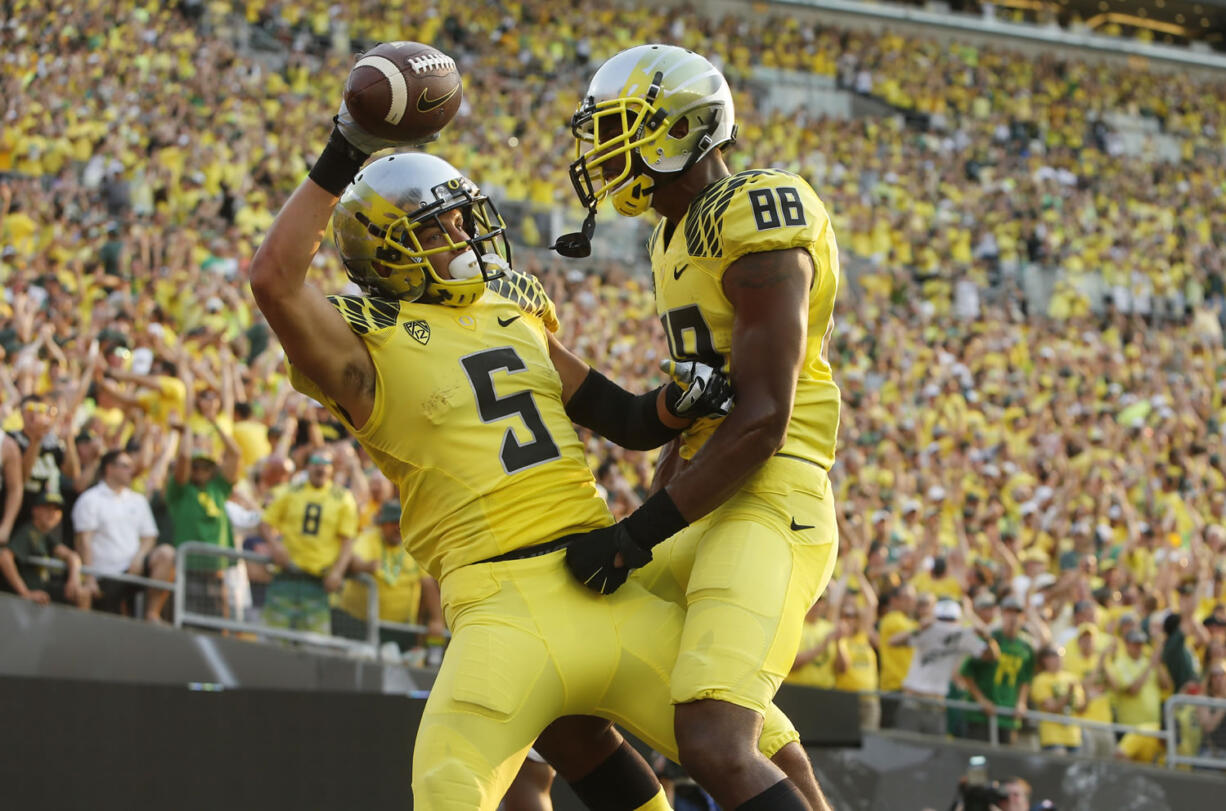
[250,96,805,809]
[557,44,841,811]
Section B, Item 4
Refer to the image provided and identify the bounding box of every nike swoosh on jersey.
[417,85,459,113]
[673,263,689,280]
[790,517,815,531]
[497,315,521,327]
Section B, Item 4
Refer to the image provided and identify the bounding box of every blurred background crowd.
[3,0,1226,768]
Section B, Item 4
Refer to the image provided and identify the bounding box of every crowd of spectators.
[2,0,1226,766]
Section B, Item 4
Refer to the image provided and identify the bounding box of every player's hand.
[334,99,439,156]
[662,359,733,419]
[323,572,344,594]
[565,522,653,595]
[25,590,51,606]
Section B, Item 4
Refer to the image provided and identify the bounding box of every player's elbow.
[249,243,293,305]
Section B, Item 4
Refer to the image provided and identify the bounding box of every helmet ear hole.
[668,117,690,139]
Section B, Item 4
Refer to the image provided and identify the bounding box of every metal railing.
[875,689,1167,749]
[24,555,175,592]
[172,542,379,656]
[1164,694,1226,771]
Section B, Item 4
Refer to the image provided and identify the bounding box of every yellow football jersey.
[649,169,840,468]
[263,481,359,577]
[290,272,612,581]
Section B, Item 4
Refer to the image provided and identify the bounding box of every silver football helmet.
[332,153,510,306]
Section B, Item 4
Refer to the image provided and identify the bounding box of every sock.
[570,741,663,811]
[735,778,809,811]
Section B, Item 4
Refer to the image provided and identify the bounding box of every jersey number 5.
[461,348,562,474]
[748,187,805,231]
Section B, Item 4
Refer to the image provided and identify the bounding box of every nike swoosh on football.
[673,263,689,280]
[790,518,815,531]
[497,315,521,327]
[417,85,459,113]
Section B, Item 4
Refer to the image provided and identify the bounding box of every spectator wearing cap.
[260,451,357,635]
[1030,646,1086,754]
[893,598,996,736]
[1108,627,1172,763]
[71,449,174,620]
[958,595,1036,744]
[1012,547,1049,607]
[877,584,918,728]
[164,423,241,618]
[1054,599,1098,648]
[0,491,88,609]
[10,393,80,529]
[1062,622,1116,758]
[972,591,1000,631]
[337,499,443,651]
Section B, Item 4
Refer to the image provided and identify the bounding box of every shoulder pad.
[326,294,402,336]
[684,169,828,261]
[487,271,559,332]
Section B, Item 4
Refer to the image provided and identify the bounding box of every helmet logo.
[404,320,431,345]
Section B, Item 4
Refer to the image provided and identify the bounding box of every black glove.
[564,522,654,595]
[565,490,689,595]
[662,359,734,419]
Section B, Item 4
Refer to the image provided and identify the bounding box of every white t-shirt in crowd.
[901,622,988,696]
[71,482,158,575]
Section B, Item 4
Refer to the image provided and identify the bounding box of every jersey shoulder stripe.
[487,270,559,332]
[683,169,773,259]
[326,294,401,335]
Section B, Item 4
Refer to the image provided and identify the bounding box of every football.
[343,41,463,143]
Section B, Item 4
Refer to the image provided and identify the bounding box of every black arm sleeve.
[564,368,680,451]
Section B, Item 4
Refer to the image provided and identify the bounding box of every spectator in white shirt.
[891,599,998,735]
[72,450,175,621]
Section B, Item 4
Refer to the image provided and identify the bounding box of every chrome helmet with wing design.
[568,44,737,217]
[332,153,510,306]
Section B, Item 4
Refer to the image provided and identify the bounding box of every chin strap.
[551,208,597,259]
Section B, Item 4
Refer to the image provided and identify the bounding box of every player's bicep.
[258,283,374,421]
[721,247,813,425]
[546,332,591,404]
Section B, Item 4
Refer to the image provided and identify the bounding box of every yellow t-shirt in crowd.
[835,632,879,693]
[338,527,425,624]
[1031,670,1084,748]
[787,618,837,689]
[878,610,918,692]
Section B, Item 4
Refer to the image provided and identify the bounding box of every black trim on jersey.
[487,271,551,321]
[326,295,401,334]
[681,169,771,258]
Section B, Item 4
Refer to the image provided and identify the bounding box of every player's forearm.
[250,180,338,302]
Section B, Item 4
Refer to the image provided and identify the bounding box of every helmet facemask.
[555,46,737,258]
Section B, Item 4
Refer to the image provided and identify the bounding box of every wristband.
[620,489,689,553]
[565,368,678,451]
[308,126,369,197]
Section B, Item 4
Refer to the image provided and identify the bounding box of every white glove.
[662,359,734,419]
[334,99,440,156]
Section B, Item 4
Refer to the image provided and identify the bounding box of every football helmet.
[332,153,510,306]
[568,44,737,216]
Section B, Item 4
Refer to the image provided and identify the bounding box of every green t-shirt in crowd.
[961,630,1035,730]
[164,474,233,572]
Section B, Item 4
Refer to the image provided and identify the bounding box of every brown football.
[343,41,463,143]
